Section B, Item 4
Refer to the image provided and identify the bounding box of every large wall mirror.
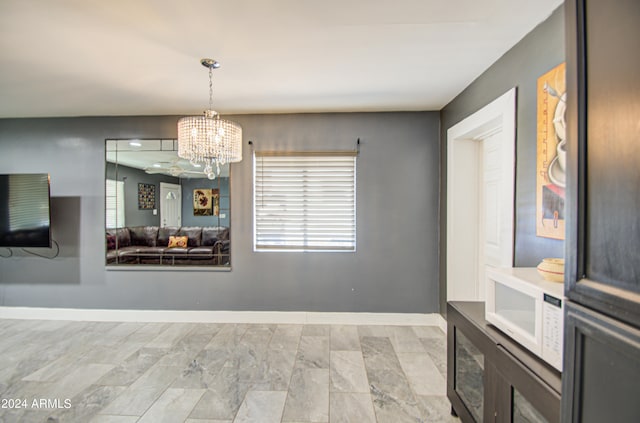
[105,139,230,269]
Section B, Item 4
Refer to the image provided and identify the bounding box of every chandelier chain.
[208,65,214,112]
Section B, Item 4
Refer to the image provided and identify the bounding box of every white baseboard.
[0,306,446,330]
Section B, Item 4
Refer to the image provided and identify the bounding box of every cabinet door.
[565,0,640,327]
[495,346,561,423]
[448,321,489,421]
[448,303,496,423]
[562,302,640,422]
[455,329,487,421]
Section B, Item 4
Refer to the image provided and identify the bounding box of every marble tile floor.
[0,319,459,423]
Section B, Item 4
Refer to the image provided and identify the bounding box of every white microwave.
[485,267,564,371]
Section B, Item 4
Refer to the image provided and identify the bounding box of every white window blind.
[8,174,50,231]
[105,179,125,228]
[254,152,356,252]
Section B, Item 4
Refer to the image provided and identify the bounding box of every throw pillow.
[167,235,188,248]
[106,234,116,250]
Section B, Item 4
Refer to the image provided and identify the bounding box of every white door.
[160,182,181,227]
[478,129,509,300]
[481,129,504,269]
[447,88,516,302]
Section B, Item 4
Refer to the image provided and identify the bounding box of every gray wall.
[439,6,565,313]
[0,112,440,312]
[181,177,230,228]
[105,162,180,227]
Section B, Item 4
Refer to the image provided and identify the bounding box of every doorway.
[160,182,182,227]
[446,88,516,301]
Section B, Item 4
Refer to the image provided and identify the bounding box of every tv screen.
[0,173,52,248]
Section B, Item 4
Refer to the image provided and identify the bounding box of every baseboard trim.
[0,306,446,329]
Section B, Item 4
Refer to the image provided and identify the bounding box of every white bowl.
[537,258,565,283]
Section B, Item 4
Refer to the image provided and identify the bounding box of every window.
[105,179,125,228]
[254,152,356,251]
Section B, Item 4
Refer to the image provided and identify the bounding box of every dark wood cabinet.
[563,1,640,421]
[447,301,561,423]
[563,301,640,423]
[565,0,640,331]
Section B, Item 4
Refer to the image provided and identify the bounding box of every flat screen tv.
[0,173,52,248]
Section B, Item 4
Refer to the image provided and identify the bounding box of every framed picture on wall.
[536,62,566,240]
[193,188,219,216]
[137,183,156,210]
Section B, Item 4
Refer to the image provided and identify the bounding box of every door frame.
[446,87,517,301]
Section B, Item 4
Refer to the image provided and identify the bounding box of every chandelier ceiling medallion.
[177,58,242,179]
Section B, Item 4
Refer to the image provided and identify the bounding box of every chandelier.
[177,58,242,179]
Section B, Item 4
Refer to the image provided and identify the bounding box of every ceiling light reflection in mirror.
[106,139,229,179]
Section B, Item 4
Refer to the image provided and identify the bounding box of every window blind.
[8,174,50,231]
[254,152,356,251]
[105,179,125,229]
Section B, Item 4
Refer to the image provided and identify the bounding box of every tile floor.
[0,319,459,423]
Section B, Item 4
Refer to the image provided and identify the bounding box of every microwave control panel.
[542,293,563,370]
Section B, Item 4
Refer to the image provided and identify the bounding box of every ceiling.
[0,0,563,118]
[106,139,228,179]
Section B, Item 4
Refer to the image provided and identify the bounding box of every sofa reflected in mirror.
[106,225,230,266]
[105,139,231,268]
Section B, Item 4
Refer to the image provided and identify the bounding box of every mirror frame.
[105,139,231,270]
